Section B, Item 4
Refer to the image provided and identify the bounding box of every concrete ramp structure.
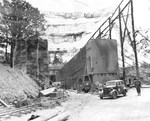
[86,38,119,84]
[56,46,86,89]
[56,38,119,89]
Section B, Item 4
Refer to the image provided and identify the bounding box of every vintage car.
[99,80,127,99]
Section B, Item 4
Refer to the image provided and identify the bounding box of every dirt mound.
[0,64,40,104]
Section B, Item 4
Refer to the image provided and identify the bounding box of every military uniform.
[135,80,141,96]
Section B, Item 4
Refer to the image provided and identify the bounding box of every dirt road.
[64,87,150,121]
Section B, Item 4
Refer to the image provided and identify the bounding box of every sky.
[24,0,150,30]
[25,0,120,12]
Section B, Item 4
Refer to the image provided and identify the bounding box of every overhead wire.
[118,58,133,68]
[117,41,144,65]
[74,0,90,7]
[123,47,144,65]
[73,0,100,11]
[118,51,133,66]
[118,58,133,67]
[72,0,145,68]
[73,1,144,67]
[118,48,143,66]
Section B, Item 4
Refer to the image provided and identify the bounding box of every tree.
[135,30,150,57]
[0,0,46,67]
[140,61,150,69]
[0,0,12,63]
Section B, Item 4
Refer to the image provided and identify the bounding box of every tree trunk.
[10,39,14,68]
[25,40,28,73]
[10,38,17,68]
[12,39,17,68]
[5,32,9,64]
[5,42,8,63]
[119,7,126,85]
[36,38,39,77]
[131,0,139,78]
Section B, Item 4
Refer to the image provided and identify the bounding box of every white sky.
[25,0,120,12]
[24,0,150,28]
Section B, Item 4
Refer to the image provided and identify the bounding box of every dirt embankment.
[0,64,40,104]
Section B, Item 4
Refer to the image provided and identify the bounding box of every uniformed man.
[134,78,141,96]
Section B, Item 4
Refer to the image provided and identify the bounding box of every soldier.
[134,78,141,96]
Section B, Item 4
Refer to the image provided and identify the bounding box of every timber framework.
[86,0,139,80]
[56,0,139,90]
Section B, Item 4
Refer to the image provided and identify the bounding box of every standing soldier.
[134,78,141,96]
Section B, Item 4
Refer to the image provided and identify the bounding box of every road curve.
[67,88,150,121]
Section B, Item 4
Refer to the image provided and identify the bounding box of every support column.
[131,0,139,78]
[119,7,126,85]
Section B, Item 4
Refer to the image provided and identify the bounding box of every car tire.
[100,95,103,99]
[123,91,126,96]
[112,92,117,99]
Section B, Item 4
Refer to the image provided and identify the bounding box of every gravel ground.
[3,87,150,121]
[64,88,150,121]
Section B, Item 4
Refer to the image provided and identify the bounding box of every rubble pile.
[39,97,61,109]
[0,64,40,104]
[0,64,71,120]
[38,88,69,109]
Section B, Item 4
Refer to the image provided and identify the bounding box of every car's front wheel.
[123,91,126,96]
[99,95,103,99]
[112,92,117,99]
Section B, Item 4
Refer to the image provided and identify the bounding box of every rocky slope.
[0,64,39,104]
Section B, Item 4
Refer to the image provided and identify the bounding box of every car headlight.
[99,89,103,93]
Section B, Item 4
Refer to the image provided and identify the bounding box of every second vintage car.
[99,80,127,99]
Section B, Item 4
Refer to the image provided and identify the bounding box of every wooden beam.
[130,0,139,78]
[119,7,126,84]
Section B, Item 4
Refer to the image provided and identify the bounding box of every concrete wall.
[86,38,118,74]
[56,47,86,89]
[86,38,119,84]
[14,38,49,88]
[14,39,27,73]
[27,38,38,76]
[38,39,49,77]
[56,38,119,89]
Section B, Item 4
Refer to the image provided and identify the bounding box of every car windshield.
[105,81,116,86]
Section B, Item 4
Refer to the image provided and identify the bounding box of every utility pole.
[130,0,139,78]
[109,17,112,39]
[119,7,126,85]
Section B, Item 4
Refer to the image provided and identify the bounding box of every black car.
[99,80,127,99]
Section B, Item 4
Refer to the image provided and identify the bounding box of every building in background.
[48,48,67,83]
[56,38,119,90]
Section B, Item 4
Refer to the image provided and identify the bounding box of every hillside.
[127,67,150,85]
[0,64,40,104]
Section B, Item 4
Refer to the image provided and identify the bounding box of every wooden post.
[131,0,139,78]
[99,29,101,38]
[109,17,112,39]
[119,7,126,85]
